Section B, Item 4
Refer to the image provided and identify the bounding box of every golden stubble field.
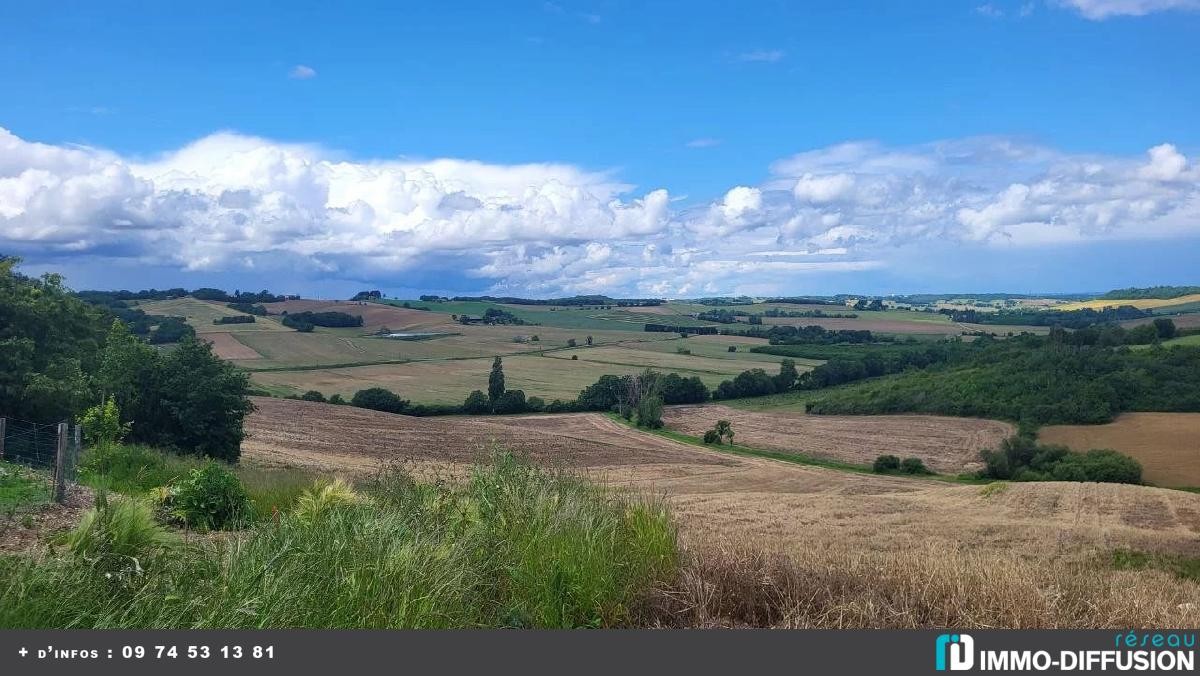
[244,398,1200,562]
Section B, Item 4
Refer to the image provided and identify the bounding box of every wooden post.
[72,424,82,482]
[0,417,6,461]
[54,421,68,504]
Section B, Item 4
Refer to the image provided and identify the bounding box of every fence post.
[72,423,82,482]
[0,417,6,461]
[54,421,68,504]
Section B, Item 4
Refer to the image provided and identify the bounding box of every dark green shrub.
[493,389,527,415]
[702,429,721,444]
[900,457,930,475]
[328,394,346,405]
[873,455,901,473]
[463,390,490,414]
[351,387,409,413]
[980,436,1141,484]
[170,462,250,530]
[300,390,326,402]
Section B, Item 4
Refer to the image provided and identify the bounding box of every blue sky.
[1,0,1198,297]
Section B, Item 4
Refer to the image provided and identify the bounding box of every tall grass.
[0,454,677,628]
[644,540,1200,628]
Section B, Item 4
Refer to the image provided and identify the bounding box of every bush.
[351,387,409,414]
[702,429,721,444]
[980,436,1142,484]
[79,396,130,447]
[873,455,901,473]
[328,394,346,405]
[728,345,737,352]
[526,396,546,412]
[300,390,326,403]
[169,462,250,530]
[900,457,930,475]
[463,389,490,414]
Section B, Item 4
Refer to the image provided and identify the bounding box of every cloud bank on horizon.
[1,126,1198,297]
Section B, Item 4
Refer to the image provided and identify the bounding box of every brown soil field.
[245,396,733,474]
[662,404,1014,473]
[1041,413,1200,488]
[202,332,262,360]
[244,397,1200,561]
[261,299,452,332]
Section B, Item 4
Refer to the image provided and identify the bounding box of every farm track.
[244,398,1200,561]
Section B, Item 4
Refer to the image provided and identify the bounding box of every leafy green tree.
[714,419,734,444]
[79,396,131,447]
[773,359,799,391]
[0,258,106,421]
[143,338,254,462]
[463,389,490,414]
[488,356,506,407]
[493,389,528,414]
[900,457,930,475]
[300,390,326,402]
[1154,318,1177,340]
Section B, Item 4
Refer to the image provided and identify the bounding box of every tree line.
[1,258,253,461]
[804,334,1200,426]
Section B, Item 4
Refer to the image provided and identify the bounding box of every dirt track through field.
[243,398,1200,560]
[662,404,1014,473]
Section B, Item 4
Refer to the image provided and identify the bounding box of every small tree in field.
[714,419,734,445]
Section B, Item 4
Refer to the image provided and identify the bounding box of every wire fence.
[0,416,82,516]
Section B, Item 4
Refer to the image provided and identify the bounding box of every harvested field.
[661,403,1014,473]
[202,332,262,360]
[244,396,733,474]
[1041,413,1200,488]
[243,398,1200,561]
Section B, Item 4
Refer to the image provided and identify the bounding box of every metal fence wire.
[0,416,81,513]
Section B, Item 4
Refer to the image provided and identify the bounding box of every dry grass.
[645,540,1200,628]
[1041,413,1200,488]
